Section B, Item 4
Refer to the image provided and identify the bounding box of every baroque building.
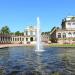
[0,34,11,44]
[24,26,37,44]
[51,16,75,44]
[0,26,37,44]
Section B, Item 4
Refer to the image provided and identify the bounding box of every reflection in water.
[34,52,45,75]
[0,48,9,63]
[0,48,9,74]
[0,47,75,75]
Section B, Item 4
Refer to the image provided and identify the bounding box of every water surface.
[0,47,75,75]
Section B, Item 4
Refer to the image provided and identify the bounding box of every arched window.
[68,32,71,34]
[68,32,72,35]
[26,38,28,41]
[73,32,75,35]
[63,33,66,38]
[68,32,72,37]
[58,33,61,38]
[30,37,33,41]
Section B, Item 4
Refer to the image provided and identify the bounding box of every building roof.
[64,16,75,21]
[0,34,11,37]
[50,27,57,34]
[56,28,75,32]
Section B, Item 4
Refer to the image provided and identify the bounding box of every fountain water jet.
[35,17,44,52]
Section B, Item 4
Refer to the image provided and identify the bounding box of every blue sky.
[0,0,75,32]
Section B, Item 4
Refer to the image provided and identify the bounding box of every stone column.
[24,37,26,44]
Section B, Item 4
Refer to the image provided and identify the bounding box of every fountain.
[35,17,44,52]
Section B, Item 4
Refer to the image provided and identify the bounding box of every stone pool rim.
[0,43,75,49]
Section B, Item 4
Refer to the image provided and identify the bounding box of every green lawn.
[48,44,75,47]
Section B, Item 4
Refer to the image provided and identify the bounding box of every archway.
[30,37,33,41]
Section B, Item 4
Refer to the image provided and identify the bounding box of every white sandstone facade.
[24,26,37,44]
[51,16,75,44]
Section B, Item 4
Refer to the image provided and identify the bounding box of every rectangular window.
[58,33,61,38]
[18,38,19,41]
[1,37,2,41]
[20,38,21,41]
[30,31,33,35]
[26,31,28,35]
[15,38,16,41]
[63,33,66,38]
[3,37,4,41]
[68,22,71,25]
[13,38,14,41]
[11,38,12,41]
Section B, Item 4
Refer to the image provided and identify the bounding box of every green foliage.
[15,31,24,36]
[15,31,20,35]
[50,38,58,43]
[41,32,44,35]
[10,32,15,35]
[51,71,61,75]
[20,32,24,35]
[0,26,24,36]
[0,26,10,34]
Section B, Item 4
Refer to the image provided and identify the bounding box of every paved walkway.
[0,43,50,48]
[0,44,32,48]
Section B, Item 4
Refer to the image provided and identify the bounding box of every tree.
[10,32,15,35]
[1,26,10,34]
[0,30,1,34]
[41,32,45,35]
[15,31,20,36]
[20,32,24,35]
[15,31,24,36]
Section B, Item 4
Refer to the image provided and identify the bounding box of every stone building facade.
[51,16,75,44]
[11,35,24,44]
[0,34,11,44]
[24,26,37,44]
[41,32,50,43]
[0,26,39,44]
[0,34,24,44]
